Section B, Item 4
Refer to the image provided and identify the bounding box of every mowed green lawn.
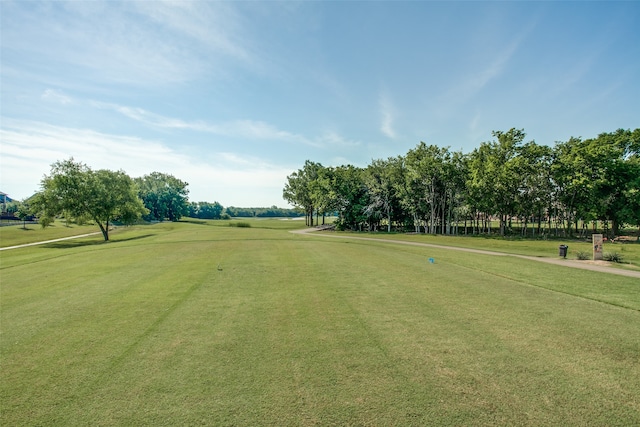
[1,221,639,426]
[0,221,101,248]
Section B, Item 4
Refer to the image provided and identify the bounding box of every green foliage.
[284,128,640,238]
[328,165,369,231]
[283,160,323,226]
[188,201,224,219]
[12,200,35,229]
[228,221,251,228]
[3,201,19,214]
[35,158,147,241]
[136,172,189,222]
[576,251,591,260]
[603,252,624,263]
[224,205,303,218]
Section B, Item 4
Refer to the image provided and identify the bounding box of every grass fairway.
[1,221,639,426]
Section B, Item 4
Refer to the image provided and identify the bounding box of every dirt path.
[0,232,103,251]
[291,228,640,279]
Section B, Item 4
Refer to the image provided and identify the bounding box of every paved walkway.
[291,228,640,279]
[0,232,103,251]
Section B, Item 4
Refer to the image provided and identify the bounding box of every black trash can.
[559,245,568,258]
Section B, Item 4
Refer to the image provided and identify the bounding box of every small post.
[593,234,603,260]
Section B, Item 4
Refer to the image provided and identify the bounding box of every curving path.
[4,227,639,278]
[291,227,640,279]
[0,232,103,251]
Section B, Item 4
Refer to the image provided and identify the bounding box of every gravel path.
[291,228,640,279]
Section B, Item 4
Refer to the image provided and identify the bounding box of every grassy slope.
[0,218,306,248]
[0,222,101,248]
[1,221,639,426]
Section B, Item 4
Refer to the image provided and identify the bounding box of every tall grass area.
[1,221,639,425]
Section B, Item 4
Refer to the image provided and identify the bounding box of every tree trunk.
[537,208,542,235]
[612,219,619,237]
[97,219,109,241]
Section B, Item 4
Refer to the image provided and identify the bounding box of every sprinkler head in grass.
[217,264,223,271]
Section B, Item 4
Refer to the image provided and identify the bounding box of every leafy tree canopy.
[34,158,147,241]
[135,172,189,222]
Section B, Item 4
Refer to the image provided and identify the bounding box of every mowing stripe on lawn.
[2,222,638,425]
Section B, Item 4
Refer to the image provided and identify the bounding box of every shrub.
[603,252,624,263]
[576,251,590,260]
[229,221,251,228]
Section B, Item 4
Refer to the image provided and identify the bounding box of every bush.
[603,252,624,263]
[229,221,251,228]
[576,251,590,260]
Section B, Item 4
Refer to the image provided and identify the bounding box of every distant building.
[1,191,14,213]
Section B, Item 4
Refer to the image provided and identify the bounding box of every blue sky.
[1,1,639,207]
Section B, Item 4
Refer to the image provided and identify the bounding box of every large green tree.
[551,129,639,236]
[590,129,640,236]
[364,157,401,232]
[405,143,451,234]
[513,141,553,236]
[36,158,147,241]
[283,160,323,226]
[188,201,224,219]
[136,172,189,222]
[330,165,369,231]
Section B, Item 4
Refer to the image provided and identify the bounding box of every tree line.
[283,128,640,238]
[25,159,191,240]
[19,158,300,240]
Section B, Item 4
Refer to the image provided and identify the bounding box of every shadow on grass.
[179,219,210,225]
[43,234,156,249]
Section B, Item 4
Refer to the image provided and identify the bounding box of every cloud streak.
[41,89,73,105]
[93,101,360,150]
[0,119,292,206]
[435,16,539,119]
[1,1,257,87]
[379,92,397,139]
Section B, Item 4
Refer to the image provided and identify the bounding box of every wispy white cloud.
[1,1,257,86]
[446,38,522,107]
[134,1,253,64]
[379,91,397,139]
[41,89,73,105]
[436,17,539,118]
[316,131,361,148]
[93,101,360,149]
[101,102,316,145]
[0,119,292,206]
